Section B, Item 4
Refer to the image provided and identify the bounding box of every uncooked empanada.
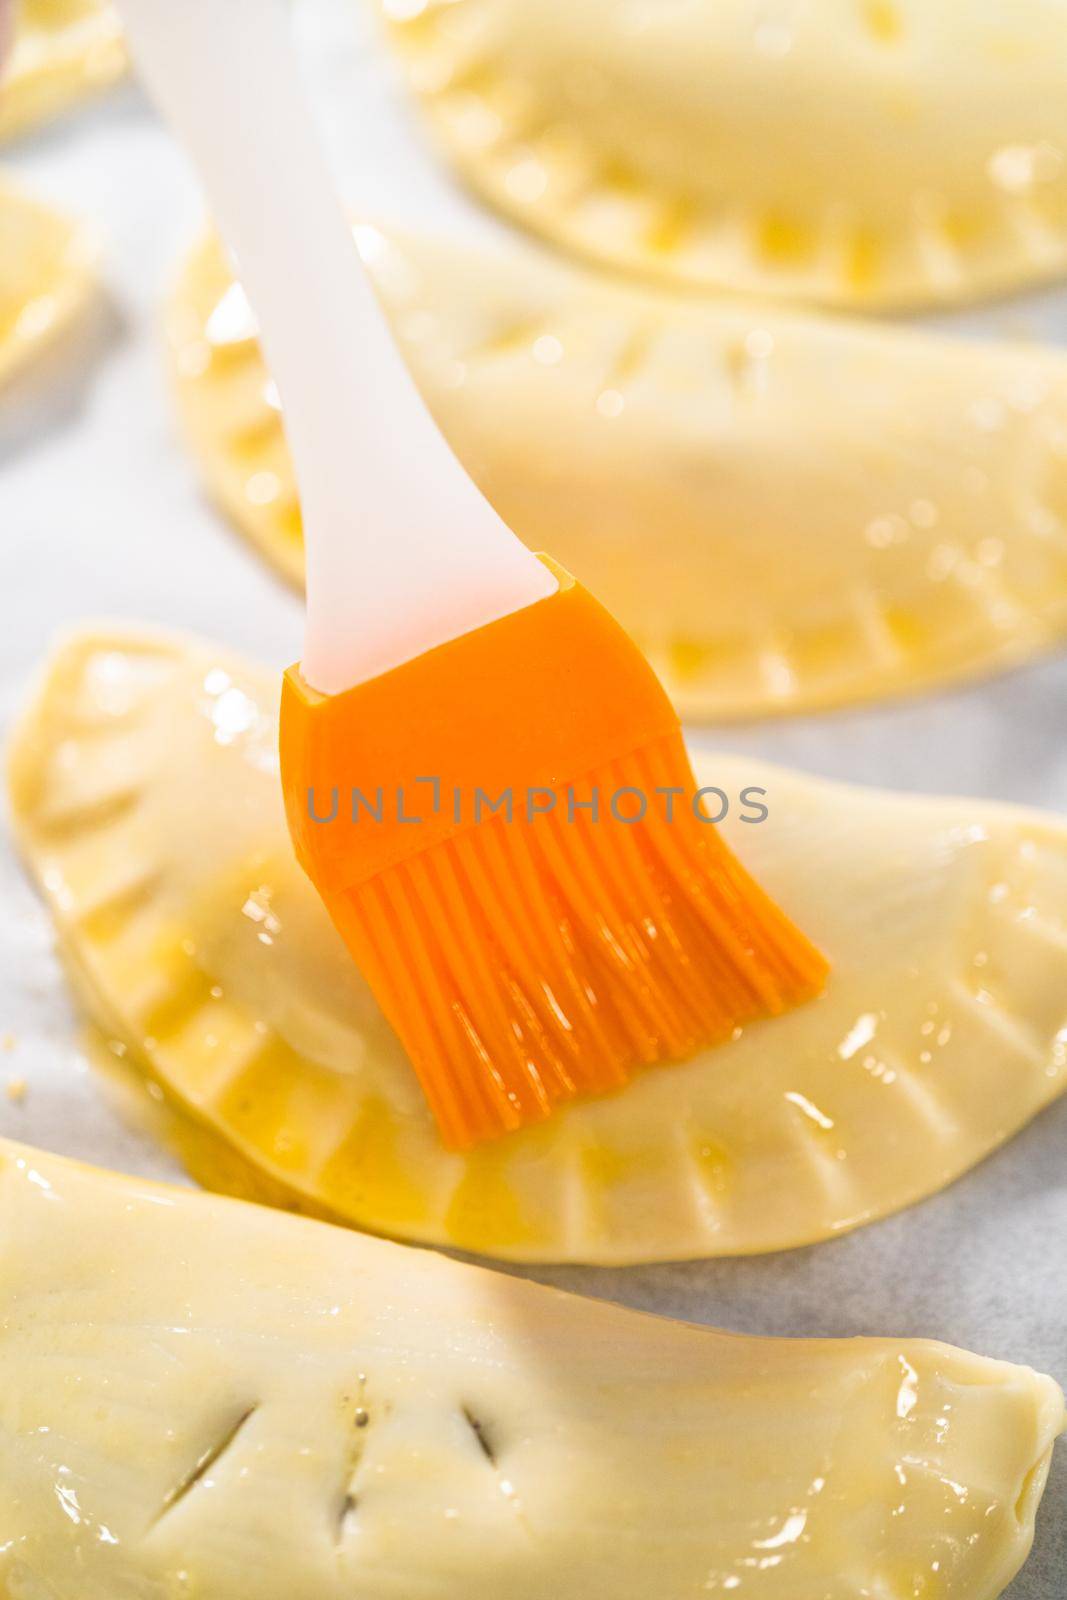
[0,1137,1062,1600]
[379,0,1067,310]
[168,228,1067,720]
[0,176,97,387]
[11,628,1067,1263]
[0,0,125,142]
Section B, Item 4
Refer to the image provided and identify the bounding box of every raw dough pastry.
[0,0,124,142]
[0,1138,1062,1600]
[0,176,97,387]
[169,228,1067,720]
[379,0,1067,310]
[11,628,1067,1263]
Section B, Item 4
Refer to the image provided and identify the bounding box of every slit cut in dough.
[0,0,125,142]
[379,0,1067,310]
[0,176,98,388]
[10,628,1067,1264]
[0,1138,1062,1600]
[169,228,1067,721]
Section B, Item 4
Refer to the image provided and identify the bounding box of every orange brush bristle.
[281,559,828,1150]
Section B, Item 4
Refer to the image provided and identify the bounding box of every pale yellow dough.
[11,627,1067,1264]
[0,175,97,386]
[169,228,1067,720]
[0,1138,1062,1600]
[379,0,1067,310]
[0,0,125,142]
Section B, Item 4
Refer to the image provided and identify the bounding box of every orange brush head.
[281,560,828,1149]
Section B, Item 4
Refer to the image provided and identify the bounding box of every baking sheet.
[1,3,1065,1592]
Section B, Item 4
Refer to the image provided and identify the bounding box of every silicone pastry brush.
[118,0,828,1149]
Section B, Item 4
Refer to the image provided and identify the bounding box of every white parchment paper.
[0,3,1064,1592]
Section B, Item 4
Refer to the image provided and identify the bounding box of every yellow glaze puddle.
[0,0,125,142]
[170,228,1067,720]
[82,1024,323,1213]
[0,176,97,387]
[378,0,1067,311]
[11,627,1067,1263]
[0,1138,1061,1599]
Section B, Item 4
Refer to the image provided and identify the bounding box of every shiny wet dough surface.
[10,628,1067,1263]
[0,1137,1062,1600]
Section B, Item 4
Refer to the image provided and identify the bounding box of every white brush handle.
[117,0,555,694]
